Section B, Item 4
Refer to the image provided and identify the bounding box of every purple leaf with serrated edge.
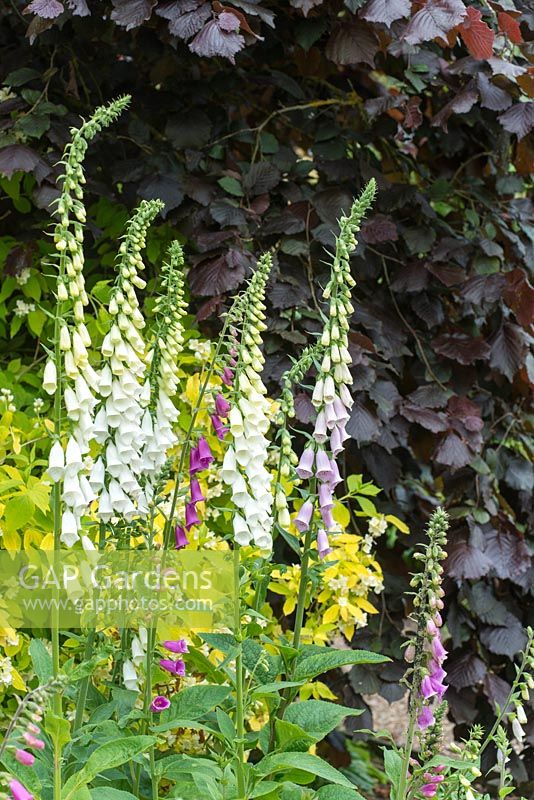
[447,650,486,690]
[407,384,449,408]
[445,538,491,580]
[477,73,512,112]
[433,332,491,365]
[432,82,478,130]
[361,214,398,243]
[400,403,448,433]
[290,0,323,16]
[157,1,211,38]
[412,293,444,327]
[489,321,526,380]
[293,392,316,424]
[483,673,512,714]
[219,10,240,31]
[403,0,467,45]
[23,0,63,17]
[243,162,280,195]
[66,0,89,14]
[481,617,528,657]
[189,19,245,63]
[487,56,526,78]
[189,248,250,295]
[361,0,411,26]
[484,527,530,579]
[346,401,381,443]
[448,396,483,432]
[111,0,156,30]
[499,102,534,140]
[0,145,43,178]
[325,22,379,67]
[462,273,505,304]
[434,432,471,467]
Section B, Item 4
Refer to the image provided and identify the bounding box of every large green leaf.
[284,700,362,741]
[274,718,316,752]
[317,786,366,800]
[383,748,403,798]
[294,649,389,681]
[151,684,231,732]
[90,789,138,800]
[155,754,223,781]
[29,638,53,681]
[254,752,355,788]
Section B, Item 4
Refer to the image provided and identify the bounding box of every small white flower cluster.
[141,242,187,496]
[222,254,274,551]
[363,514,388,553]
[0,655,13,687]
[15,267,31,286]
[91,200,163,525]
[14,299,35,318]
[0,388,16,413]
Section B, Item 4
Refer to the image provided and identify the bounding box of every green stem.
[72,629,95,733]
[292,523,314,652]
[397,714,416,800]
[234,544,246,800]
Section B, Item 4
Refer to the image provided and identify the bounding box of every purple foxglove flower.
[427,619,438,636]
[175,525,189,549]
[417,706,435,730]
[431,634,447,662]
[215,393,231,417]
[296,446,314,479]
[420,676,436,700]
[159,658,186,676]
[197,436,214,469]
[15,750,35,766]
[221,367,234,386]
[210,414,227,440]
[421,785,438,798]
[433,610,443,627]
[229,357,237,367]
[330,426,343,457]
[150,695,171,712]
[315,450,333,482]
[313,410,328,443]
[321,507,335,530]
[333,396,349,426]
[185,502,200,530]
[23,733,45,750]
[328,458,342,488]
[164,639,189,654]
[9,779,33,800]
[294,500,313,533]
[429,661,446,682]
[430,676,447,700]
[319,483,333,511]
[189,446,201,475]
[324,403,337,430]
[190,478,205,504]
[317,528,332,559]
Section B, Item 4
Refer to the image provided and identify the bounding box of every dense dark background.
[1,0,533,779]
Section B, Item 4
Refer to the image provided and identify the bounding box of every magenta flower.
[189,446,201,475]
[317,528,332,559]
[221,367,234,386]
[417,706,435,730]
[215,393,231,417]
[294,500,314,533]
[23,733,45,750]
[190,478,205,504]
[15,750,35,766]
[210,414,227,440]
[315,450,333,482]
[420,676,436,700]
[164,639,189,654]
[431,634,447,662]
[150,695,171,712]
[175,525,189,549]
[9,779,33,800]
[319,483,333,511]
[296,446,314,479]
[185,502,201,529]
[421,785,438,798]
[197,436,214,469]
[160,658,186,676]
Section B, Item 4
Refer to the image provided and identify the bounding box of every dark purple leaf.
[313,188,353,226]
[483,673,512,713]
[433,332,491,365]
[189,248,250,295]
[431,82,478,130]
[462,273,505,304]
[426,262,465,286]
[156,0,211,38]
[4,244,35,277]
[210,199,246,227]
[361,214,398,244]
[503,267,534,329]
[400,402,448,433]
[447,396,483,432]
[389,262,429,292]
[435,432,472,468]
[407,384,449,408]
[403,0,467,45]
[477,73,512,112]
[138,175,183,217]
[289,0,324,16]
[110,0,156,30]
[269,280,311,309]
[488,56,527,79]
[363,447,402,492]
[23,0,63,18]
[346,401,381,443]
[243,162,280,196]
[66,0,90,14]
[325,22,379,67]
[293,392,316,424]
[361,0,410,26]
[447,650,486,690]
[489,321,526,380]
[166,111,212,148]
[484,527,531,580]
[499,102,534,140]
[465,582,508,625]
[411,293,444,327]
[189,18,245,63]
[0,145,43,178]
[481,618,528,657]
[504,456,533,493]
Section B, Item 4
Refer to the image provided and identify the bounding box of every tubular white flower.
[43,359,57,395]
[48,441,65,483]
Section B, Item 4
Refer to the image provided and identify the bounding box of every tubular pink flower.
[315,450,333,482]
[313,410,328,443]
[215,393,231,417]
[420,676,436,700]
[433,610,443,627]
[159,658,186,676]
[333,396,349,426]
[175,525,189,549]
[23,733,45,750]
[185,502,200,529]
[328,458,342,488]
[9,779,33,800]
[330,426,343,457]
[197,436,214,469]
[317,528,332,559]
[15,750,35,766]
[150,695,171,712]
[210,414,227,440]
[164,639,189,653]
[294,500,314,533]
[221,367,233,386]
[319,483,333,511]
[296,447,314,479]
[189,446,201,475]
[321,507,335,530]
[431,634,447,662]
[417,706,435,730]
[323,403,337,430]
[190,478,205,504]
[421,785,438,798]
[426,619,438,636]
